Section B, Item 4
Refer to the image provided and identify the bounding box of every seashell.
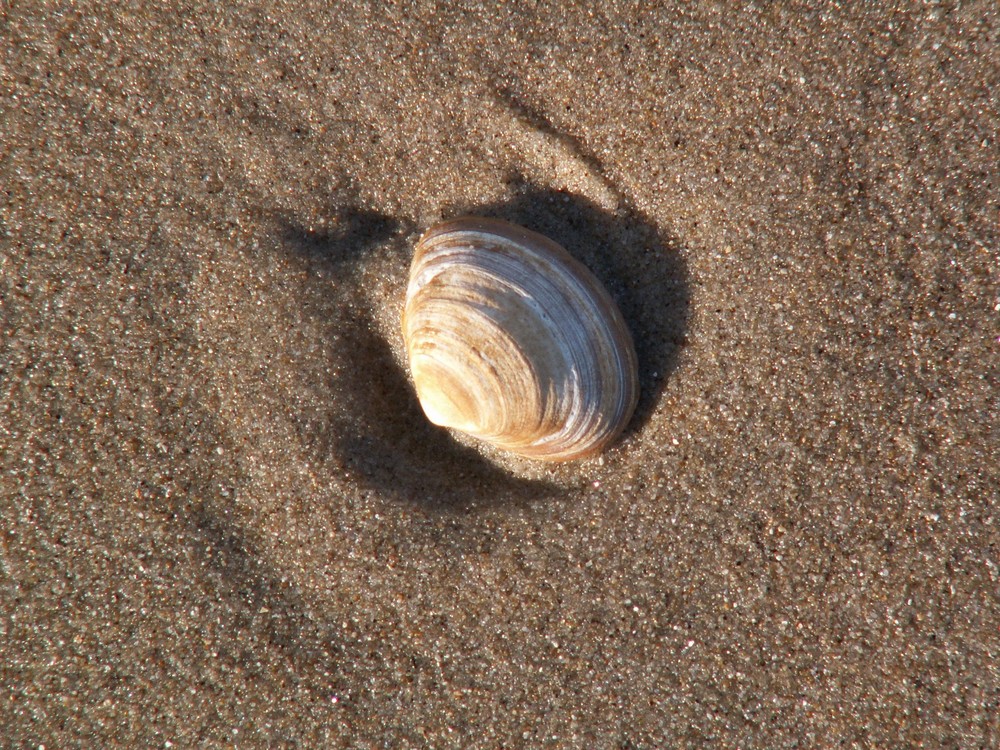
[402,216,639,461]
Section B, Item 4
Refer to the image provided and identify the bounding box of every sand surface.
[2,2,998,747]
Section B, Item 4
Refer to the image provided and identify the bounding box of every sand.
[2,2,998,746]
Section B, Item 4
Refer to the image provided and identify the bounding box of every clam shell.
[402,217,639,462]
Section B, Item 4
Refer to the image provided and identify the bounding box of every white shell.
[402,217,638,461]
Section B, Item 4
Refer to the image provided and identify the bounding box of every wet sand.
[2,2,998,746]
